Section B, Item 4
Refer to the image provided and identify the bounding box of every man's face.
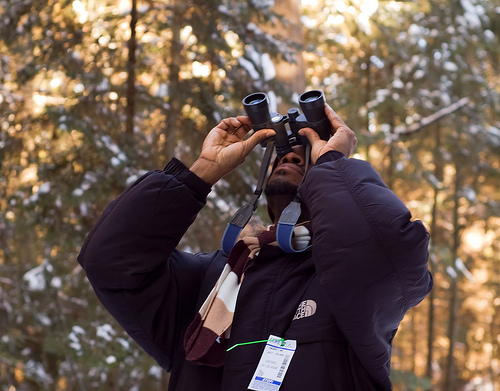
[264,145,307,197]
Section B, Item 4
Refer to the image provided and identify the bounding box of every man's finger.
[299,127,321,145]
[325,104,348,134]
[235,115,251,126]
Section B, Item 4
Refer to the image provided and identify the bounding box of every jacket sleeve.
[77,158,217,371]
[298,151,432,383]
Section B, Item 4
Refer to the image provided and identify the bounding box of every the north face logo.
[292,300,317,320]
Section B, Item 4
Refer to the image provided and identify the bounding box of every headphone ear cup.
[292,225,311,250]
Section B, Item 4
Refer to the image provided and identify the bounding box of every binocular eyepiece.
[243,90,332,158]
[242,92,272,130]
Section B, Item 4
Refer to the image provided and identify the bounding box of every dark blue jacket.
[78,151,432,390]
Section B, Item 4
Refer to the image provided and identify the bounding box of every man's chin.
[264,180,299,197]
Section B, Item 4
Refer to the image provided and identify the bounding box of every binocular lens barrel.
[299,90,326,123]
[243,93,271,130]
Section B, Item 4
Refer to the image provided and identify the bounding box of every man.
[78,103,432,390]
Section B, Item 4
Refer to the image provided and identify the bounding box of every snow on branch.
[395,97,470,135]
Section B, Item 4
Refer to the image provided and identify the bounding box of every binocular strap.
[222,141,275,255]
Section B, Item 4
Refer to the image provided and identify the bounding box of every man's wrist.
[190,158,222,186]
[163,158,212,199]
[316,150,345,165]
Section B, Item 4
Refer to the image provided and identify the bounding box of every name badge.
[248,335,296,391]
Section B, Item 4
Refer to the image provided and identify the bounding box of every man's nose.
[279,150,304,166]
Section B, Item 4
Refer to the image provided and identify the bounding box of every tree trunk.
[126,0,137,135]
[443,278,459,391]
[362,47,372,159]
[385,62,395,189]
[426,124,443,388]
[164,0,185,163]
[266,0,306,110]
[443,162,462,391]
[161,371,170,390]
[425,282,435,387]
[410,310,417,373]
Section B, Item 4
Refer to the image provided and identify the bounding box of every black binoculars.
[242,90,333,158]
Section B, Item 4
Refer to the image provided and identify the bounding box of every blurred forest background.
[0,0,499,390]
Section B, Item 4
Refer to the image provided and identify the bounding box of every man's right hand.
[190,116,275,185]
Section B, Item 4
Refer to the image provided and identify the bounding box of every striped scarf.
[183,224,312,367]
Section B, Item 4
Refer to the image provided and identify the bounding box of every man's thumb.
[237,129,275,158]
[298,127,320,144]
[246,129,276,149]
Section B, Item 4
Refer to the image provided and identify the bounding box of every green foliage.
[391,369,432,390]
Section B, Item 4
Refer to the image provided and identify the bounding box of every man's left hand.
[299,104,357,163]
